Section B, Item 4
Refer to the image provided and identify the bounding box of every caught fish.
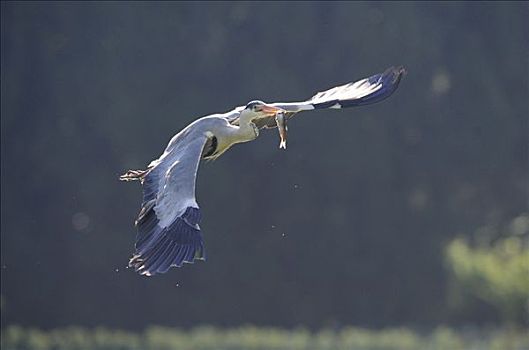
[275,112,288,149]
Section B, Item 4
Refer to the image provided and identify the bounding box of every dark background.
[1,2,527,331]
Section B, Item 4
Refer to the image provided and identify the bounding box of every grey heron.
[120,66,405,276]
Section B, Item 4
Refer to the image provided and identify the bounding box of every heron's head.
[243,100,284,117]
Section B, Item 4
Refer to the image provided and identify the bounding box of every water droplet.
[282,233,286,237]
[176,283,180,287]
[271,225,276,229]
[115,268,119,272]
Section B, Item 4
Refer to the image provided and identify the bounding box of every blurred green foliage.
[446,234,529,326]
[2,325,528,350]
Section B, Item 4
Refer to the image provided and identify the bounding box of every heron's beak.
[260,104,285,116]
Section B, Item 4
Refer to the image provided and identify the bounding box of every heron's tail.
[119,169,148,182]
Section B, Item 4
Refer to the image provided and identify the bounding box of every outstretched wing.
[250,66,406,129]
[303,65,405,109]
[129,133,209,276]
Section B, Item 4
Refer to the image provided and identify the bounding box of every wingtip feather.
[129,206,206,276]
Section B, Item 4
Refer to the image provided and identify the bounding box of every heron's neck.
[234,113,259,143]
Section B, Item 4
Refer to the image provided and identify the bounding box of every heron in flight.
[120,66,406,276]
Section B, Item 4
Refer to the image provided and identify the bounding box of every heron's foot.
[119,169,146,182]
[279,139,287,149]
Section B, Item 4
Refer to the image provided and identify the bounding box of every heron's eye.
[246,101,263,110]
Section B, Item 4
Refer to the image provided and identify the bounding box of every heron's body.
[121,66,406,276]
[150,114,257,165]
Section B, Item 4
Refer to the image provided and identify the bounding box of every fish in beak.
[275,112,288,149]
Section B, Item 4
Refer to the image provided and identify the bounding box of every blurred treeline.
[1,1,528,331]
[2,325,529,350]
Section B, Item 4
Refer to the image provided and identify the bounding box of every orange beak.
[260,104,285,116]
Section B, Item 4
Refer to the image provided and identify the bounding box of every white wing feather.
[154,136,207,228]
[151,135,207,227]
